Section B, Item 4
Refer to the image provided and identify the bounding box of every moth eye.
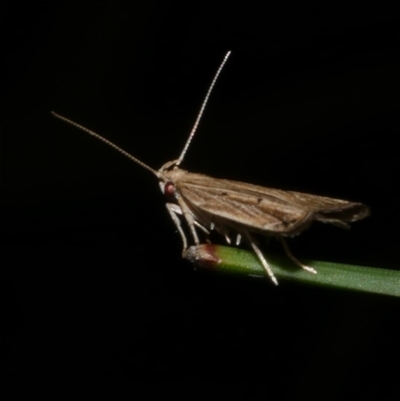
[164,181,175,196]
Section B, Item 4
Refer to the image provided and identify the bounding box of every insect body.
[52,51,369,285]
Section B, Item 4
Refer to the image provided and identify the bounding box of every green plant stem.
[183,244,400,297]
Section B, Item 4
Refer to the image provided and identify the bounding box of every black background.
[2,2,399,398]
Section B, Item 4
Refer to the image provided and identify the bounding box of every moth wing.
[176,173,315,234]
[287,190,370,225]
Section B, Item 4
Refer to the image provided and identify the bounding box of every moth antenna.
[51,111,162,178]
[175,51,231,167]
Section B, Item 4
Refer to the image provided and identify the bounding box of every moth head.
[157,162,187,198]
[159,180,175,198]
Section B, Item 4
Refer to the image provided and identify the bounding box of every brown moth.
[52,51,370,285]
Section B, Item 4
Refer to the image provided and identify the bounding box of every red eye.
[164,181,175,196]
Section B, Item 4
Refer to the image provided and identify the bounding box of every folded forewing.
[176,174,314,234]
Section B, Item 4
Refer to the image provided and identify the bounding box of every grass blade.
[184,244,400,297]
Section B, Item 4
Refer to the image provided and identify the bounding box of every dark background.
[2,2,399,398]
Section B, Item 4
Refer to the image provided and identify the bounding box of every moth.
[52,51,370,285]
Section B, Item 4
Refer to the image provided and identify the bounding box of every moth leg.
[244,232,278,286]
[176,197,201,246]
[280,237,317,274]
[166,203,188,251]
[213,224,231,244]
[236,234,242,246]
[194,222,210,235]
[168,203,210,234]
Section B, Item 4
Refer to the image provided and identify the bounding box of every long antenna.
[51,111,163,178]
[175,51,231,167]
